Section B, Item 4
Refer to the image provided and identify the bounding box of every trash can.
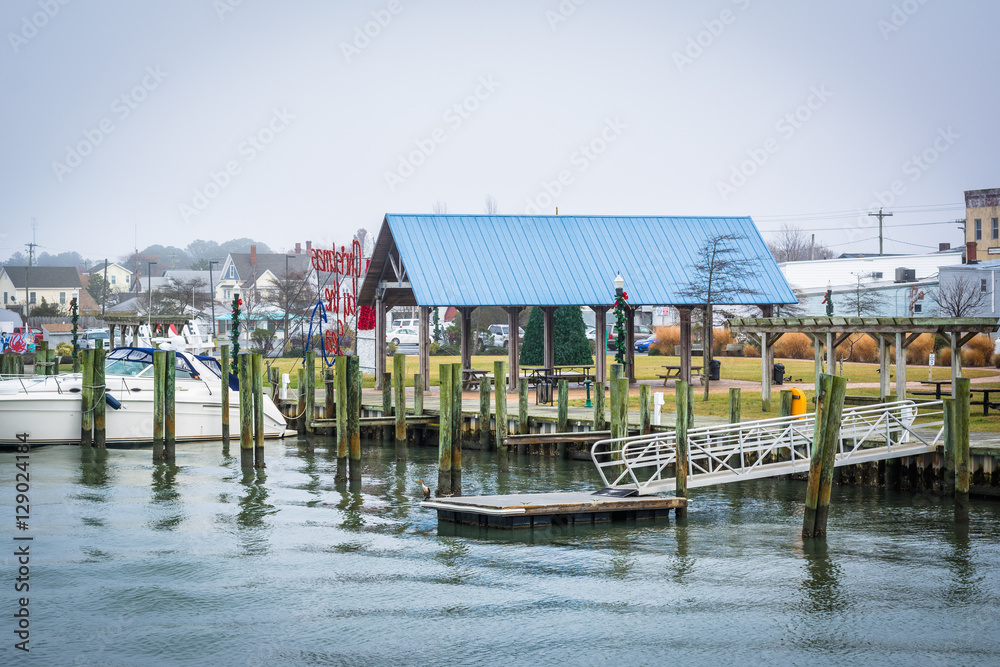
[772,363,785,385]
[536,378,553,405]
[708,359,721,381]
[790,387,807,417]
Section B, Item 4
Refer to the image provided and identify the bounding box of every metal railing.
[591,400,945,495]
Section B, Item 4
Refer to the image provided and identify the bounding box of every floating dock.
[422,490,686,529]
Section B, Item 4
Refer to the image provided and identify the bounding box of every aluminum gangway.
[591,400,945,495]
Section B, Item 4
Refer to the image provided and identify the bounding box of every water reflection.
[236,468,276,555]
[79,446,111,488]
[671,521,694,583]
[608,533,636,579]
[942,523,982,605]
[800,539,845,614]
[150,461,184,530]
[337,478,365,530]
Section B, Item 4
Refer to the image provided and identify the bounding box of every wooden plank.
[503,431,611,446]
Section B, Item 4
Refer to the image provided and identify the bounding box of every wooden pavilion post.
[895,332,906,401]
[878,334,891,401]
[459,307,473,372]
[678,307,692,384]
[812,335,823,394]
[759,305,774,412]
[419,305,430,391]
[542,307,556,370]
[375,294,387,390]
[826,331,835,375]
[507,306,521,392]
[591,305,608,388]
[950,332,962,397]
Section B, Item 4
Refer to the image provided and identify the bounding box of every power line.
[868,208,893,255]
[758,219,963,234]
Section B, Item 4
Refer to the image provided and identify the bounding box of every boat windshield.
[105,347,200,379]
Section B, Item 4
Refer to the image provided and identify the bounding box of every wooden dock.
[422,490,686,529]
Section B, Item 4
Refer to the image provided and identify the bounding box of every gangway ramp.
[591,400,945,495]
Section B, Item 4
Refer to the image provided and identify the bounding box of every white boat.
[0,347,291,446]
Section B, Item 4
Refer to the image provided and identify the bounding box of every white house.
[778,249,964,317]
[0,266,82,315]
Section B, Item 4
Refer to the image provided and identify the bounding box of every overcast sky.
[2,0,996,264]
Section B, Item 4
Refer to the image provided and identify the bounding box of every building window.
[872,272,883,279]
[110,275,117,285]
[981,278,988,293]
[3,292,6,304]
[975,218,982,240]
[59,291,66,304]
[913,303,922,313]
[994,218,999,240]
[29,292,36,304]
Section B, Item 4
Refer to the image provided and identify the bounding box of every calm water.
[2,439,999,666]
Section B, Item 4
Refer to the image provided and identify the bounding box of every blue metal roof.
[374,214,796,307]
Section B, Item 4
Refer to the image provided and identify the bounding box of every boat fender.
[105,393,122,410]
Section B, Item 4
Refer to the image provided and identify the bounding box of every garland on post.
[230,296,242,357]
[70,297,79,356]
[613,289,629,366]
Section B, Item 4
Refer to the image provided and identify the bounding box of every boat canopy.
[107,347,201,379]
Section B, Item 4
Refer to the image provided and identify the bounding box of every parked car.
[635,334,657,353]
[478,324,524,348]
[589,323,653,351]
[81,328,111,349]
[386,327,419,346]
[391,318,418,329]
[13,326,42,344]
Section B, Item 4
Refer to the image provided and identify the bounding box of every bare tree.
[767,223,834,262]
[431,201,448,214]
[774,285,808,317]
[153,276,210,314]
[484,194,499,214]
[680,233,760,400]
[932,274,989,317]
[264,268,314,353]
[840,273,887,316]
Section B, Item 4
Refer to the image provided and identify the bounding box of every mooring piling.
[494,360,508,470]
[81,348,94,448]
[802,373,848,538]
[47,345,57,376]
[239,354,254,468]
[305,350,316,435]
[93,344,106,448]
[335,355,348,481]
[438,363,453,495]
[252,353,265,467]
[394,353,406,458]
[381,371,392,444]
[296,368,306,435]
[413,373,424,447]
[479,379,491,450]
[779,390,793,418]
[674,379,689,520]
[347,355,361,480]
[557,379,569,458]
[954,377,971,523]
[687,384,694,429]
[451,363,462,495]
[324,368,335,423]
[729,387,741,424]
[942,397,955,494]
[594,381,606,431]
[221,345,230,447]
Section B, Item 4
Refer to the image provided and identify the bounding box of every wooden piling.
[639,384,651,435]
[394,353,406,457]
[954,377,971,523]
[779,390,793,418]
[347,355,361,480]
[324,368,334,420]
[594,381,606,431]
[81,349,94,448]
[675,379,689,520]
[296,368,306,435]
[164,350,176,460]
[221,345,230,446]
[239,354,254,468]
[518,378,529,436]
[556,379,569,458]
[479,379,491,450]
[252,353,265,467]
[609,376,621,441]
[728,387,741,424]
[438,363,453,495]
[47,346,56,376]
[941,397,954,493]
[687,384,694,430]
[303,350,315,434]
[152,350,165,458]
[93,346,106,448]
[451,363,462,495]
[382,371,392,444]
[617,378,629,435]
[335,356,347,479]
[494,361,508,470]
[802,373,848,538]
[35,341,47,375]
[414,374,424,415]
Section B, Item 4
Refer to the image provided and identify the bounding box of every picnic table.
[521,366,553,386]
[462,368,488,391]
[971,388,1000,416]
[657,364,703,386]
[551,365,595,385]
[915,379,951,400]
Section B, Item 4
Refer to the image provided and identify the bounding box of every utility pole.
[868,208,893,256]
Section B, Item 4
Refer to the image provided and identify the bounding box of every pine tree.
[554,306,593,365]
[519,307,544,365]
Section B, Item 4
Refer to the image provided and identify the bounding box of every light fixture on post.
[614,273,624,298]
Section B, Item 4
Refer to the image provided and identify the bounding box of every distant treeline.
[2,238,274,271]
